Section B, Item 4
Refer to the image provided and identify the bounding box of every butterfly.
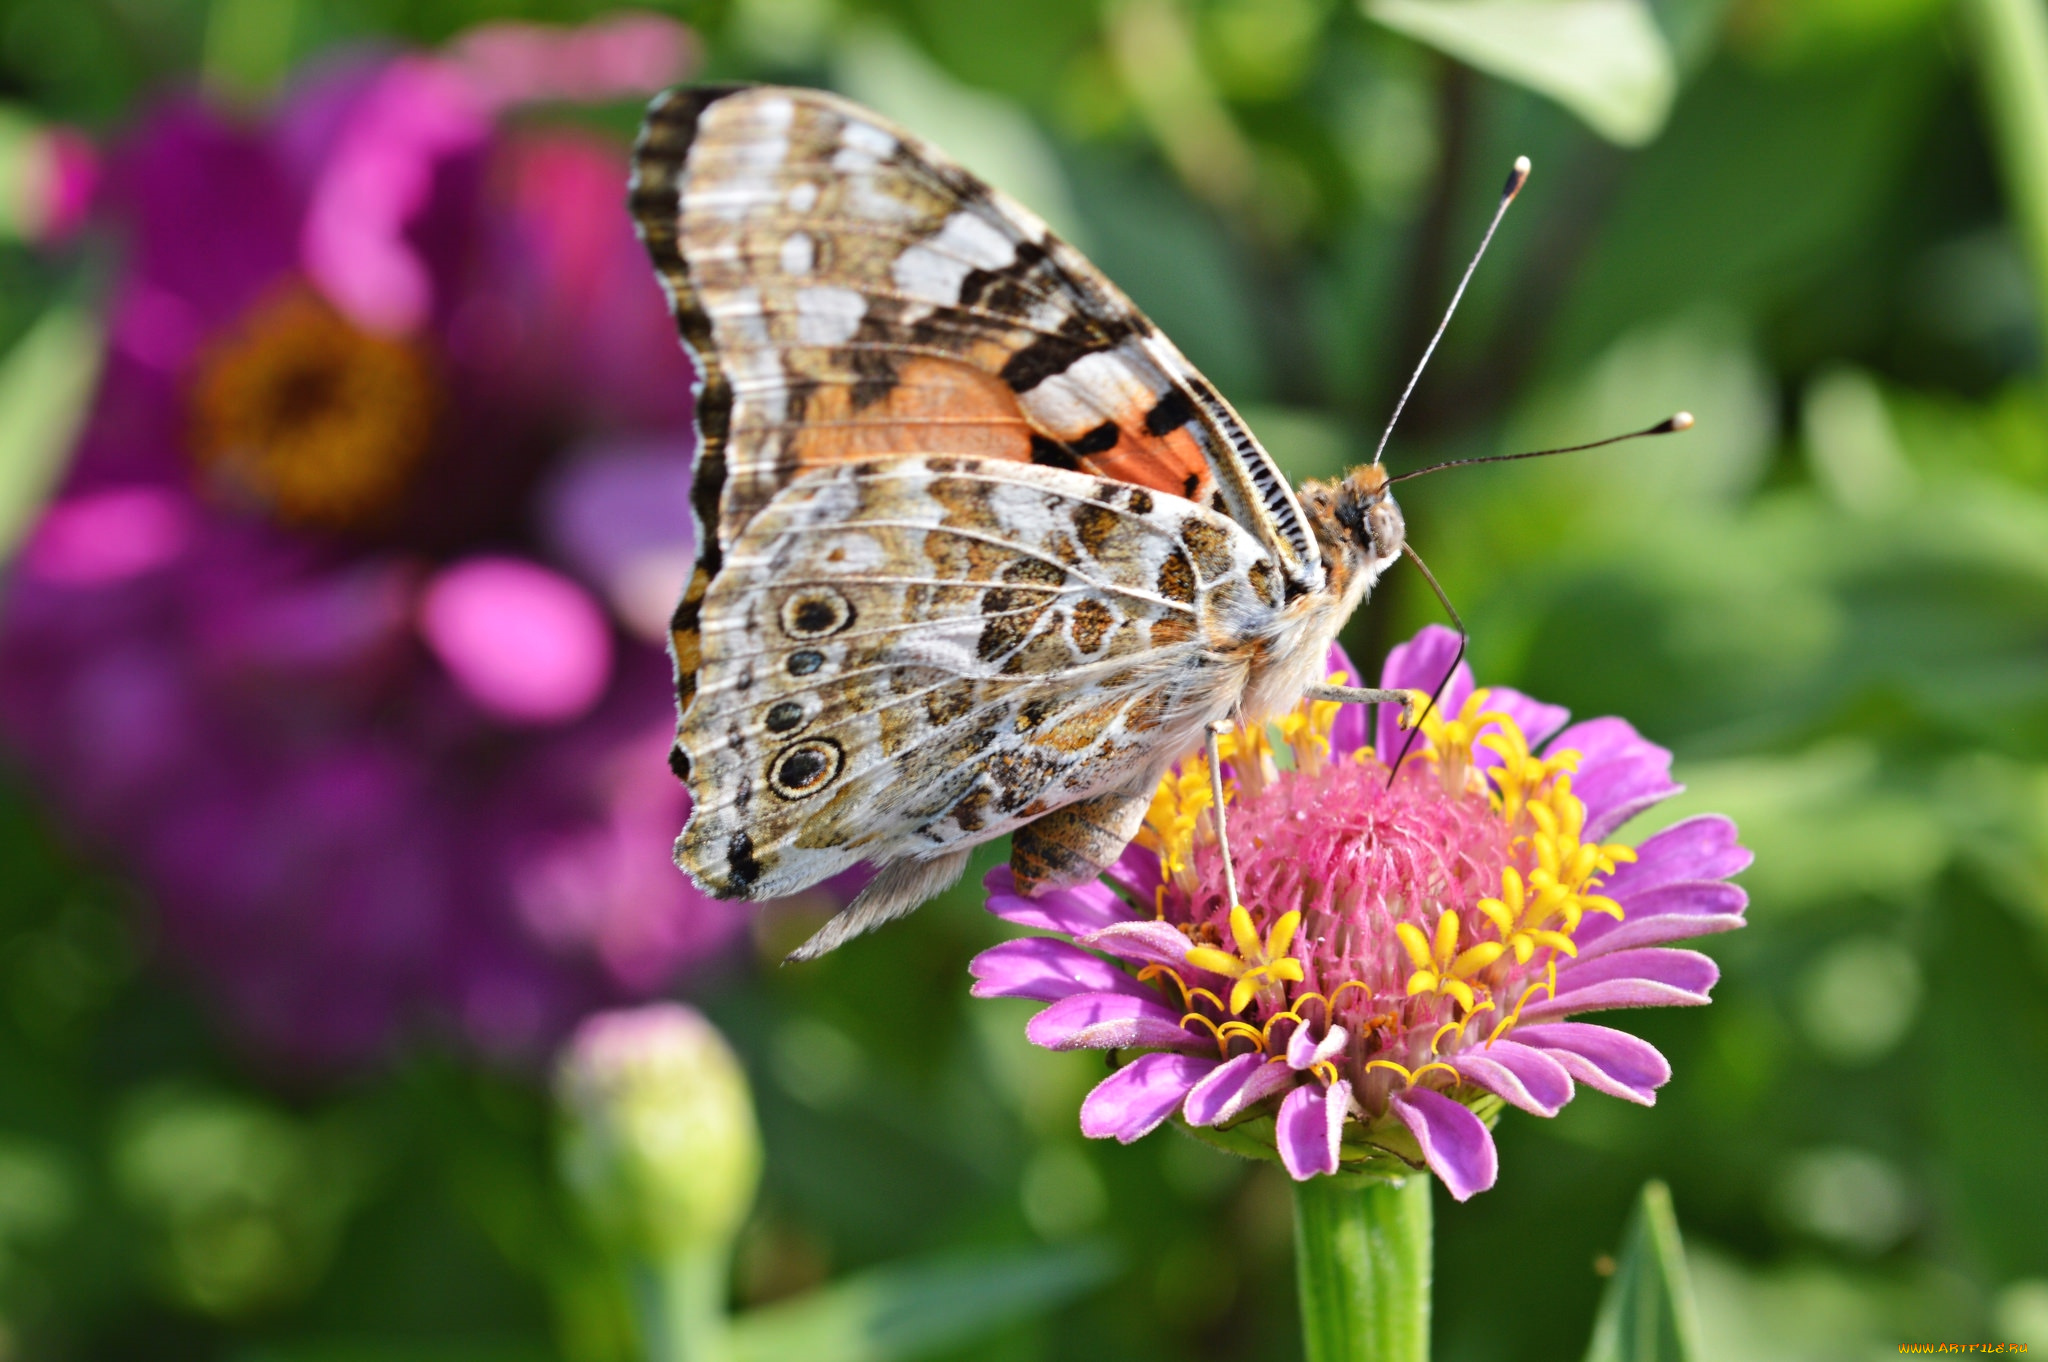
[631,85,1452,959]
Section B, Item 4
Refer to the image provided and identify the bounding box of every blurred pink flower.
[0,19,770,1066]
[418,557,613,724]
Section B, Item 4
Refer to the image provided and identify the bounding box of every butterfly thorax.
[1239,466,1405,724]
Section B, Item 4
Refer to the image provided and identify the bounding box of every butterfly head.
[1327,463,1406,569]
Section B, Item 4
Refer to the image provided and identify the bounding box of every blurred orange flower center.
[189,283,437,529]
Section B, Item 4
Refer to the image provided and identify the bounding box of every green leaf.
[233,1344,549,1362]
[1364,0,1677,145]
[727,1243,1116,1362]
[0,300,101,559]
[1583,1180,1705,1362]
[1959,0,2048,364]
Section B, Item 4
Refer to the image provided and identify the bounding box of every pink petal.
[1390,1087,1497,1201]
[1448,1039,1574,1116]
[1377,626,1472,757]
[1545,717,1679,839]
[537,439,695,644]
[1183,1053,1297,1126]
[23,488,193,585]
[1024,992,1199,1052]
[448,13,696,107]
[1511,1023,1670,1105]
[1080,1052,1218,1143]
[1600,815,1751,899]
[417,556,613,725]
[1101,841,1162,896]
[303,57,489,333]
[1573,881,1747,959]
[1286,1021,1349,1070]
[983,866,1135,935]
[1489,687,1571,749]
[1470,686,1571,778]
[968,938,1151,1003]
[1277,1080,1349,1180]
[1522,948,1719,1021]
[1077,919,1199,968]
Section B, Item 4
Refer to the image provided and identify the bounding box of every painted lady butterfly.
[631,86,1493,958]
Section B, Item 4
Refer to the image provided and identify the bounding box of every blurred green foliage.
[4,0,2048,1358]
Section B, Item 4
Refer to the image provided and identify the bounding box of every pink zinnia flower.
[0,20,776,1065]
[970,626,1749,1199]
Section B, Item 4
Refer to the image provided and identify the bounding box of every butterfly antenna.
[1389,412,1694,484]
[1387,544,1465,787]
[1370,155,1532,469]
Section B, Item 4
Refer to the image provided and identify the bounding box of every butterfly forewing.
[629,86,1322,584]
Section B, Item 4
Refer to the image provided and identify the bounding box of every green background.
[4,0,2048,1357]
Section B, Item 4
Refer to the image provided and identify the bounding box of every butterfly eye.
[1367,498,1406,561]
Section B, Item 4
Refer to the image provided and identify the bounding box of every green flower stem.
[1293,1174,1433,1362]
[633,1251,732,1362]
[1960,0,2048,356]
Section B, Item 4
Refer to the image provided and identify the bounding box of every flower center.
[188,283,438,529]
[1134,682,1638,1117]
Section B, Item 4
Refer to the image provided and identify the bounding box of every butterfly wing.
[630,84,1326,715]
[674,455,1284,906]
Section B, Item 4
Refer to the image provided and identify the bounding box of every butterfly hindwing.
[675,456,1286,901]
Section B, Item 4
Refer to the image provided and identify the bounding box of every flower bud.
[0,109,97,243]
[555,1003,760,1260]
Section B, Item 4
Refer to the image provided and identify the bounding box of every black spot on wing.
[725,829,761,896]
[1071,421,1120,454]
[1144,388,1195,437]
[955,239,1049,313]
[999,313,1137,394]
[845,296,905,410]
[1029,435,1081,470]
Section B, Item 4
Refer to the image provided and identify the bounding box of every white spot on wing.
[891,210,1019,304]
[794,286,867,346]
[787,181,818,213]
[833,120,897,172]
[780,232,815,276]
[1020,348,1164,442]
[727,347,788,424]
[695,96,793,223]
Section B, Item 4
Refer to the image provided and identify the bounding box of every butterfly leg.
[1303,683,1421,728]
[1205,720,1241,914]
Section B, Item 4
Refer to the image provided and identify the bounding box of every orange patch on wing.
[786,357,1035,466]
[1080,425,1213,507]
[780,353,1218,510]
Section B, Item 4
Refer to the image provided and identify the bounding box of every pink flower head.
[972,627,1749,1198]
[0,20,760,1066]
